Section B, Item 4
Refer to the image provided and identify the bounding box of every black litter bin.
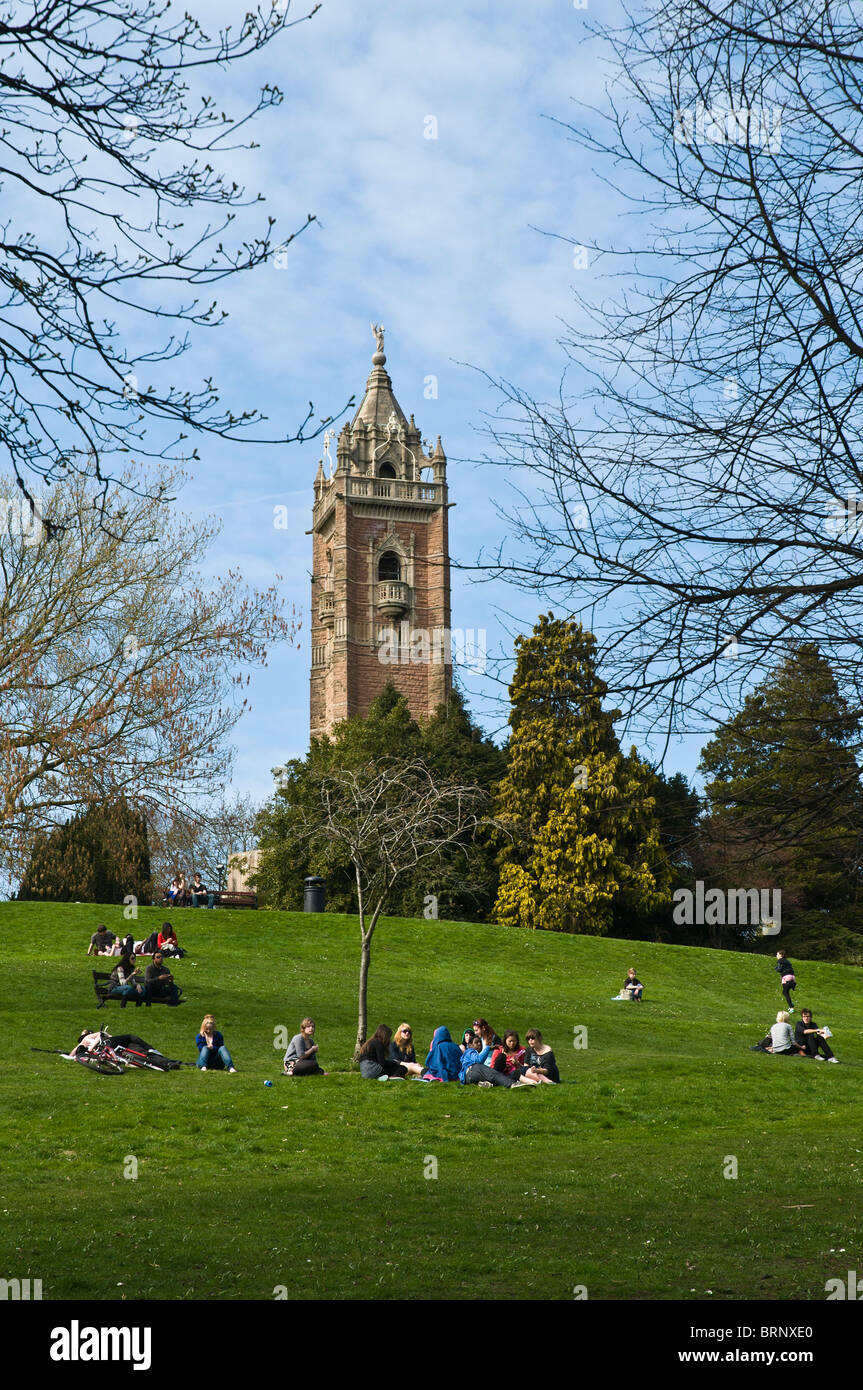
[303,876,326,913]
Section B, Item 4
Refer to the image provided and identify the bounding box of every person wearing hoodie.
[458,1035,518,1088]
[422,1025,462,1081]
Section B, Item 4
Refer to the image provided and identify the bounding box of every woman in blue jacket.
[196,1014,237,1071]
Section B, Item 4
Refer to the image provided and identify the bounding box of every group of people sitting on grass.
[358,1019,560,1086]
[752,1009,838,1061]
[278,1017,560,1085]
[87,921,184,959]
[749,953,840,1061]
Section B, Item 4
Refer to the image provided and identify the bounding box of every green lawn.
[2,901,862,1301]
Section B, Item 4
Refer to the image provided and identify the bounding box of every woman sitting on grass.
[523,1029,560,1083]
[389,1023,421,1071]
[422,1026,463,1081]
[196,1014,237,1072]
[458,1028,476,1053]
[283,1017,325,1076]
[473,1017,502,1049]
[502,1030,527,1076]
[157,921,183,957]
[766,1011,803,1056]
[359,1024,422,1079]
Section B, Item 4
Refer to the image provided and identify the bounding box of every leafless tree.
[0,0,349,526]
[477,0,863,759]
[295,759,489,1060]
[148,793,259,892]
[0,466,294,878]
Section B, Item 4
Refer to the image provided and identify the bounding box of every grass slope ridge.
[1,901,862,1301]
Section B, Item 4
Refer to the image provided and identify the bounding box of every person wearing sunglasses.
[389,1023,418,1067]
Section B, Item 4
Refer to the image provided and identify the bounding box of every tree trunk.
[355,931,372,1062]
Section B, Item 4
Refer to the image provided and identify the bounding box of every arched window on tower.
[378,551,401,582]
[378,462,397,479]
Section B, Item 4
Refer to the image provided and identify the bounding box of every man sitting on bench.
[190,873,215,909]
[144,952,183,1006]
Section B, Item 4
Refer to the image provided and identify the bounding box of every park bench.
[92,971,182,1008]
[215,890,258,909]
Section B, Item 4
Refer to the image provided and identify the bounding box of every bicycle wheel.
[75,1053,125,1076]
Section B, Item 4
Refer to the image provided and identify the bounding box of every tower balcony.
[318,589,336,626]
[376,580,411,618]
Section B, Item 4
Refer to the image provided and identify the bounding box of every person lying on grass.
[283,1017,325,1076]
[794,1009,839,1062]
[196,1014,237,1072]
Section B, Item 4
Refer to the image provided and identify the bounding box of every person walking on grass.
[196,1014,237,1072]
[283,1017,325,1076]
[774,951,797,1011]
[794,1009,839,1063]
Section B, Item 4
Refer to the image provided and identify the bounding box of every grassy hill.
[2,900,862,1301]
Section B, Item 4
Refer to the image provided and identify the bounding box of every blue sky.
[164,0,703,802]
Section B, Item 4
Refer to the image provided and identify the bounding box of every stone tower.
[309,328,452,738]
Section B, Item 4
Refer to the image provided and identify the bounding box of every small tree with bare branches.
[296,758,490,1061]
